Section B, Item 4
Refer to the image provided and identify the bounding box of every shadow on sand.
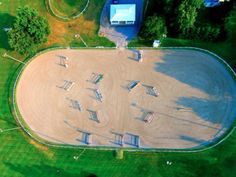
[175,96,235,125]
[155,50,236,128]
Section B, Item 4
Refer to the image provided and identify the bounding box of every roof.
[110,4,136,22]
[204,0,220,7]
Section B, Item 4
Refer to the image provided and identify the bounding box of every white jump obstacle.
[127,80,140,92]
[87,110,99,123]
[89,73,104,84]
[128,134,140,147]
[144,85,159,97]
[65,81,74,91]
[144,112,155,123]
[82,132,92,145]
[71,100,82,112]
[61,81,75,91]
[58,55,69,68]
[95,88,103,102]
[75,100,82,112]
[115,133,124,146]
[137,50,143,62]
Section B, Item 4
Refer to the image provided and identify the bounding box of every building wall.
[111,20,135,25]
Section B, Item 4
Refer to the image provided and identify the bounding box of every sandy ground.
[16,49,236,149]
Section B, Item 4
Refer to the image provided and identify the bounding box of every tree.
[183,25,220,41]
[177,0,198,34]
[190,0,203,9]
[140,16,167,40]
[225,5,236,43]
[8,6,50,55]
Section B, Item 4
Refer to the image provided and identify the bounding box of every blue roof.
[204,0,220,7]
[110,4,136,22]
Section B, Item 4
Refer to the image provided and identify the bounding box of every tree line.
[139,0,235,42]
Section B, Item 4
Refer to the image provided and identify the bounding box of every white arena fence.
[11,46,236,152]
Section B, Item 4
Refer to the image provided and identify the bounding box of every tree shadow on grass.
[4,162,97,177]
[0,13,15,50]
[0,61,23,127]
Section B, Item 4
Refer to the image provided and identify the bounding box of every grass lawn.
[0,0,236,177]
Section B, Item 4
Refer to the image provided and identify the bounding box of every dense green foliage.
[132,0,236,67]
[225,5,236,43]
[182,25,220,41]
[140,0,235,42]
[177,0,198,33]
[140,16,167,40]
[8,6,50,55]
[190,0,203,8]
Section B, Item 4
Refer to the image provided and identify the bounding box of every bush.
[182,25,220,41]
[8,6,50,55]
[139,15,167,40]
[177,0,198,34]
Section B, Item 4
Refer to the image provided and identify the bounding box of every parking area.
[99,0,143,47]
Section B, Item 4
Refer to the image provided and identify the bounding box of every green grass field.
[0,0,236,176]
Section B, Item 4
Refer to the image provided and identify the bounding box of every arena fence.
[11,46,236,152]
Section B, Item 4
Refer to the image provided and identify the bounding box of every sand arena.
[16,49,236,149]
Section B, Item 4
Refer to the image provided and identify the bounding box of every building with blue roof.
[110,4,136,25]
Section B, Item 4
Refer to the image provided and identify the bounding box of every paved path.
[99,0,143,47]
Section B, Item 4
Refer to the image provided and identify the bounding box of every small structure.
[65,82,74,91]
[127,80,140,92]
[204,0,220,7]
[143,85,159,97]
[58,55,69,68]
[82,132,92,145]
[89,73,104,84]
[95,88,103,102]
[204,0,230,7]
[153,40,161,48]
[61,81,75,91]
[126,133,140,147]
[71,100,82,112]
[143,112,155,123]
[137,50,143,62]
[3,27,12,32]
[75,100,82,112]
[114,133,124,146]
[87,109,99,123]
[110,4,136,25]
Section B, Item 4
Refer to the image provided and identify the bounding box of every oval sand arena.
[16,49,236,149]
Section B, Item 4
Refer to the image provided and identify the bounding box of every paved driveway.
[99,0,143,47]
